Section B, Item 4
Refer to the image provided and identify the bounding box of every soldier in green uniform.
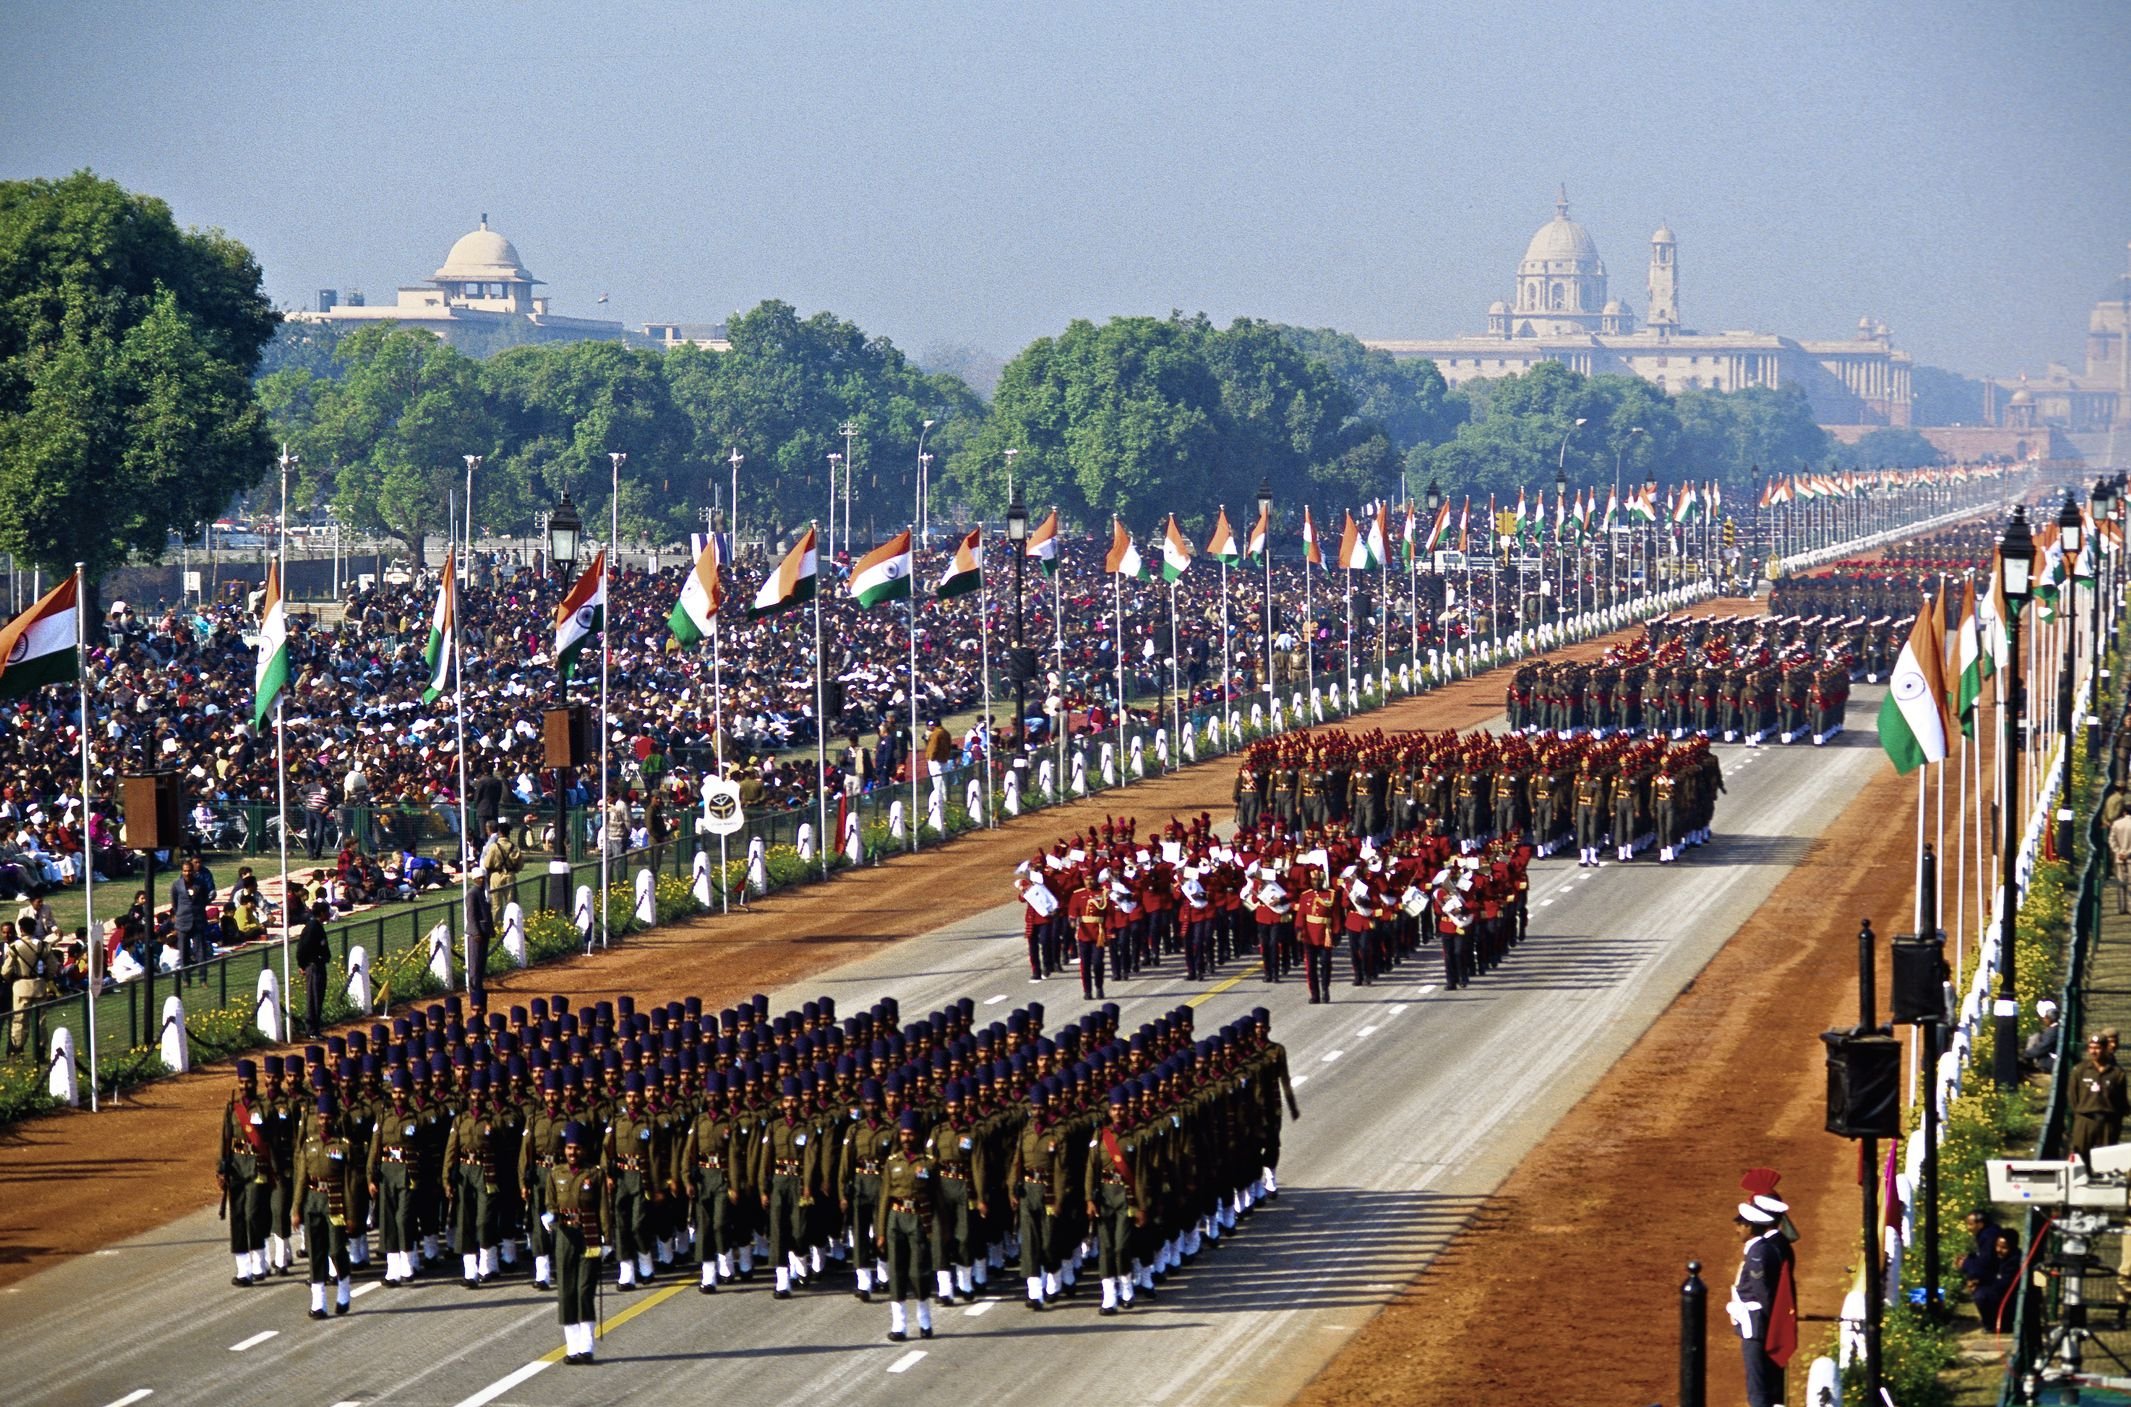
[443,1068,503,1287]
[839,1079,895,1301]
[219,1058,277,1286]
[520,1070,568,1290]
[548,1122,610,1366]
[753,1075,820,1297]
[603,1072,664,1289]
[367,1068,423,1284]
[926,1078,988,1304]
[293,1091,359,1319]
[682,1070,741,1292]
[1654,767,1681,864]
[1009,1083,1070,1308]
[262,1055,300,1277]
[875,1108,938,1341]
[1084,1086,1147,1315]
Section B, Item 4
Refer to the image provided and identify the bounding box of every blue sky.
[3,0,2125,378]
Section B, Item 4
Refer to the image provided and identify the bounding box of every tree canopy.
[0,170,278,582]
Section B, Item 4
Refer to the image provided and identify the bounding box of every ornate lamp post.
[545,491,582,912]
[1993,506,2036,1090]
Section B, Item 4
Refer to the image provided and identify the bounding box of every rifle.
[218,1180,228,1222]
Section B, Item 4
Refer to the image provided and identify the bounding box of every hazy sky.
[4,1,2126,378]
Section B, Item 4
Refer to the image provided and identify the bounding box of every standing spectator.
[2069,1033,2129,1167]
[2111,804,2131,915]
[169,855,215,979]
[3,915,56,1055]
[300,773,333,861]
[293,894,330,1039]
[342,756,372,856]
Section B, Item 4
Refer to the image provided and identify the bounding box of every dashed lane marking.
[984,994,1008,1005]
[1321,1049,1344,1063]
[102,1393,152,1407]
[888,1349,928,1373]
[964,1298,996,1316]
[451,1359,551,1407]
[229,1332,277,1353]
[1291,1074,1310,1087]
[1357,1026,1378,1038]
[350,1281,381,1299]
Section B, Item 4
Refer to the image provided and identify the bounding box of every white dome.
[1521,192,1602,269]
[1488,299,1509,314]
[1651,222,1676,244]
[433,218,539,284]
[1602,299,1625,314]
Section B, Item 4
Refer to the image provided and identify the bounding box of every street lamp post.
[1994,506,2036,1090]
[917,418,937,549]
[2059,491,2084,833]
[726,446,743,556]
[1423,478,1442,666]
[825,453,842,565]
[545,491,583,914]
[1553,465,1569,629]
[1007,489,1029,767]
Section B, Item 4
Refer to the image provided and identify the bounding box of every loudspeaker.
[1005,646,1040,686]
[1891,931,1949,1024]
[121,772,182,851]
[543,705,593,768]
[1821,1031,1902,1138]
[823,679,846,720]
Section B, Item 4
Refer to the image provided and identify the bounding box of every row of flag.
[1759,464,2003,508]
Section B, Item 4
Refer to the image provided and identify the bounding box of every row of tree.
[0,171,1950,584]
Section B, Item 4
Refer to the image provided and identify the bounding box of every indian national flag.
[1601,485,1620,531]
[1953,576,1983,738]
[1400,504,1419,566]
[1161,515,1193,581]
[1205,508,1239,566]
[0,570,80,701]
[1629,484,1658,523]
[253,561,289,727]
[1424,500,1452,553]
[1337,511,1372,570]
[935,526,984,600]
[1301,506,1323,566]
[1978,547,2007,677]
[1877,596,1951,775]
[1510,487,1528,537]
[1025,509,1060,577]
[1670,482,1700,524]
[750,527,819,619]
[850,529,914,607]
[1105,518,1146,579]
[1365,510,1388,569]
[1247,503,1270,564]
[1457,498,1471,552]
[422,554,456,703]
[668,533,725,645]
[553,550,607,678]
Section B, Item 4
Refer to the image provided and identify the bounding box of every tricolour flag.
[1670,482,1700,524]
[1206,508,1239,566]
[1302,506,1323,567]
[0,571,79,702]
[936,526,984,599]
[1979,547,2007,677]
[1601,485,1620,531]
[1161,515,1193,582]
[1424,500,1452,554]
[850,529,915,608]
[1457,497,1471,553]
[1247,503,1270,564]
[668,533,725,645]
[1365,510,1388,569]
[1511,487,1528,538]
[1337,511,1366,570]
[1953,576,1983,738]
[750,527,818,619]
[1877,596,1951,774]
[553,550,607,678]
[1025,509,1060,577]
[1629,483,1659,523]
[1105,519,1146,579]
[253,560,289,727]
[1400,504,1419,566]
[422,553,456,703]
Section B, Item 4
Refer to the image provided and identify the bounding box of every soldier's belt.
[888,1198,923,1214]
[615,1156,646,1171]
[1100,1173,1130,1187]
[773,1159,804,1174]
[1021,1174,1051,1185]
[380,1148,411,1162]
[697,1156,724,1169]
[536,1154,558,1167]
[457,1156,486,1167]
[305,1177,334,1192]
[936,1162,967,1178]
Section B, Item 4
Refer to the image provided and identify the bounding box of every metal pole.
[1679,1260,1707,1407]
[1920,844,1942,1314]
[1995,602,2025,1088]
[1859,916,1883,1406]
[76,560,96,1111]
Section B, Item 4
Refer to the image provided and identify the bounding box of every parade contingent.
[217,982,1302,1360]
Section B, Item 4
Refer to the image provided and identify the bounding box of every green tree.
[1837,426,1941,471]
[1417,362,1685,505]
[0,171,278,587]
[294,324,496,561]
[1274,326,1467,450]
[1673,384,1832,497]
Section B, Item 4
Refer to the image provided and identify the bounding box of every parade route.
[0,690,1883,1407]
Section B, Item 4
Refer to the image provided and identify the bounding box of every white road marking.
[102,1392,152,1407]
[964,1298,995,1316]
[452,1359,552,1407]
[350,1280,381,1298]
[228,1331,277,1353]
[1388,1002,1410,1015]
[1321,1049,1344,1063]
[95,1249,122,1257]
[1538,899,1554,907]
[887,1349,928,1373]
[330,1401,363,1407]
[1417,986,1438,995]
[1357,1026,1378,1038]
[984,994,1008,1005]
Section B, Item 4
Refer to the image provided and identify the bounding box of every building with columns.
[1983,240,2131,459]
[1367,191,1913,427]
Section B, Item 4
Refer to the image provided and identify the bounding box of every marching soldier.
[1085,1086,1147,1315]
[548,1122,611,1366]
[926,1078,988,1304]
[604,1072,665,1289]
[1010,1084,1071,1309]
[443,1068,503,1287]
[219,1057,278,1286]
[839,1080,895,1301]
[753,1076,820,1297]
[293,1091,359,1319]
[877,1107,939,1342]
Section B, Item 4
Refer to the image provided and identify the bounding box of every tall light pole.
[1994,506,2036,1090]
[2058,491,2084,864]
[1006,486,1028,759]
[825,452,842,564]
[1613,425,1642,502]
[1258,477,1275,725]
[917,418,937,549]
[1553,464,1569,626]
[726,446,743,556]
[839,419,860,559]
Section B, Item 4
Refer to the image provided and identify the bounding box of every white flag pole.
[979,526,994,829]
[452,490,471,986]
[76,563,96,1111]
[601,453,620,946]
[813,521,830,880]
[276,449,292,1023]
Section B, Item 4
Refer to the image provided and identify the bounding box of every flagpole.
[1377,528,1388,698]
[1114,567,1125,787]
[1264,517,1275,732]
[980,525,995,829]
[450,491,472,989]
[76,563,95,1112]
[1220,534,1231,740]
[1305,542,1315,707]
[600,455,618,948]
[1053,517,1065,787]
[712,594,729,911]
[1168,578,1181,753]
[276,450,292,1027]
[813,521,830,881]
[908,526,919,854]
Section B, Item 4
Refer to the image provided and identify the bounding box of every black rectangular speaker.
[121,772,182,850]
[1891,932,1948,1024]
[543,705,593,768]
[1822,1031,1902,1139]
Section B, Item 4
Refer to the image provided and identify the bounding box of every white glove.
[1726,1297,1760,1338]
[541,1212,555,1230]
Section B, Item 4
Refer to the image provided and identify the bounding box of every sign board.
[701,778,746,836]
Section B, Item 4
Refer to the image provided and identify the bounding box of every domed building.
[1367,190,1914,428]
[292,217,643,349]
[1983,239,2131,448]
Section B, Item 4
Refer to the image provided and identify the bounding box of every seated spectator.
[2024,999,2062,1073]
[229,893,267,944]
[1962,1226,2021,1330]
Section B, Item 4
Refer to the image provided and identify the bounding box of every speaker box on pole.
[543,705,592,768]
[121,772,182,851]
[1891,931,1949,1024]
[1821,1031,1902,1139]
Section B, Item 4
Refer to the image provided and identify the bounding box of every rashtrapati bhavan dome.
[1366,190,1912,427]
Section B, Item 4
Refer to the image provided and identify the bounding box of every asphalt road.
[1,695,1886,1407]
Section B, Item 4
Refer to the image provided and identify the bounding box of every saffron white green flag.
[1161,515,1193,582]
[1877,597,1951,775]
[1953,576,1982,738]
[422,553,456,703]
[1104,519,1146,579]
[0,571,79,701]
[668,535,724,645]
[850,530,914,608]
[254,560,289,728]
[553,551,607,679]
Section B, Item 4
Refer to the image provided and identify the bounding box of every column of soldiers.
[217,988,1304,1359]
[1503,612,1879,747]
